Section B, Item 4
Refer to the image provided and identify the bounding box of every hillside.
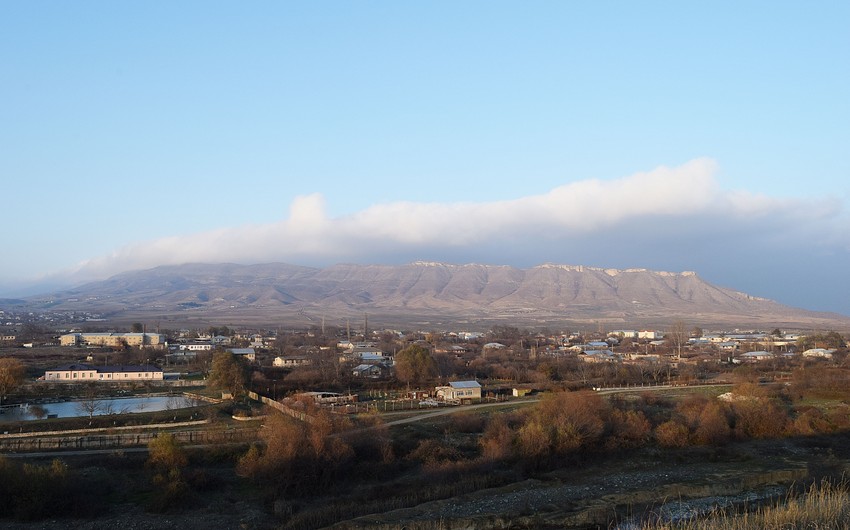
[23,262,850,330]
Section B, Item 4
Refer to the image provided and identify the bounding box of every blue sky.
[2,2,849,315]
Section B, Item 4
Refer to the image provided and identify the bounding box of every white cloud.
[57,158,846,285]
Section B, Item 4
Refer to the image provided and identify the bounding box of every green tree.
[0,358,26,407]
[131,322,144,333]
[394,344,438,384]
[208,352,249,397]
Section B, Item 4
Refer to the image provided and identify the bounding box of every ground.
[335,435,849,529]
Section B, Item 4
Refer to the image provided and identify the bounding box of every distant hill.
[21,262,850,330]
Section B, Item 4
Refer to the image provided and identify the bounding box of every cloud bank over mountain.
[25,158,850,315]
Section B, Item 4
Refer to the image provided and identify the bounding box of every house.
[43,363,163,382]
[716,341,738,352]
[228,348,256,362]
[273,356,313,367]
[580,350,620,363]
[340,347,386,364]
[737,351,774,363]
[211,335,232,346]
[803,348,836,359]
[182,342,213,351]
[435,380,482,403]
[352,363,385,378]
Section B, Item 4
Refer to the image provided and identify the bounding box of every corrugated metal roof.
[448,380,481,389]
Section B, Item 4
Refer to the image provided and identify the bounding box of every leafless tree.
[76,384,103,421]
[667,320,689,360]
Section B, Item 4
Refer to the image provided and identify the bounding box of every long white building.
[43,363,164,382]
[60,332,166,349]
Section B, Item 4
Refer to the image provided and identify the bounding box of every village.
[0,314,849,529]
[0,315,846,418]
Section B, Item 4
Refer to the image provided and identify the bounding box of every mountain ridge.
[19,262,850,330]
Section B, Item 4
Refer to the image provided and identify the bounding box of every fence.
[248,391,317,424]
[0,427,256,452]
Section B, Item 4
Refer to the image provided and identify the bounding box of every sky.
[2,2,849,315]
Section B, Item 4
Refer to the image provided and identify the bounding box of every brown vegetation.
[645,480,850,530]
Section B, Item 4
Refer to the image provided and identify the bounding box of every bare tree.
[76,384,103,421]
[667,320,689,360]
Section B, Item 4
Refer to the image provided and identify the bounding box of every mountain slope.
[24,262,850,329]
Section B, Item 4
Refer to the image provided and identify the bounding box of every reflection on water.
[0,395,202,422]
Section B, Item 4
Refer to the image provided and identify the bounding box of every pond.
[0,395,205,422]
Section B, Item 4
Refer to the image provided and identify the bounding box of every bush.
[606,408,652,450]
[655,420,689,448]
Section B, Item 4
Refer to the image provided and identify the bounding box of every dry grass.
[646,481,850,530]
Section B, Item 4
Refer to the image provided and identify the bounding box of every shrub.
[655,420,689,448]
[692,401,732,445]
[480,414,516,461]
[731,398,788,440]
[606,408,652,450]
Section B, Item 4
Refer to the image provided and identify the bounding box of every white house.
[273,356,312,367]
[435,380,482,402]
[737,351,774,363]
[803,348,836,359]
[581,350,620,363]
[182,342,213,351]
